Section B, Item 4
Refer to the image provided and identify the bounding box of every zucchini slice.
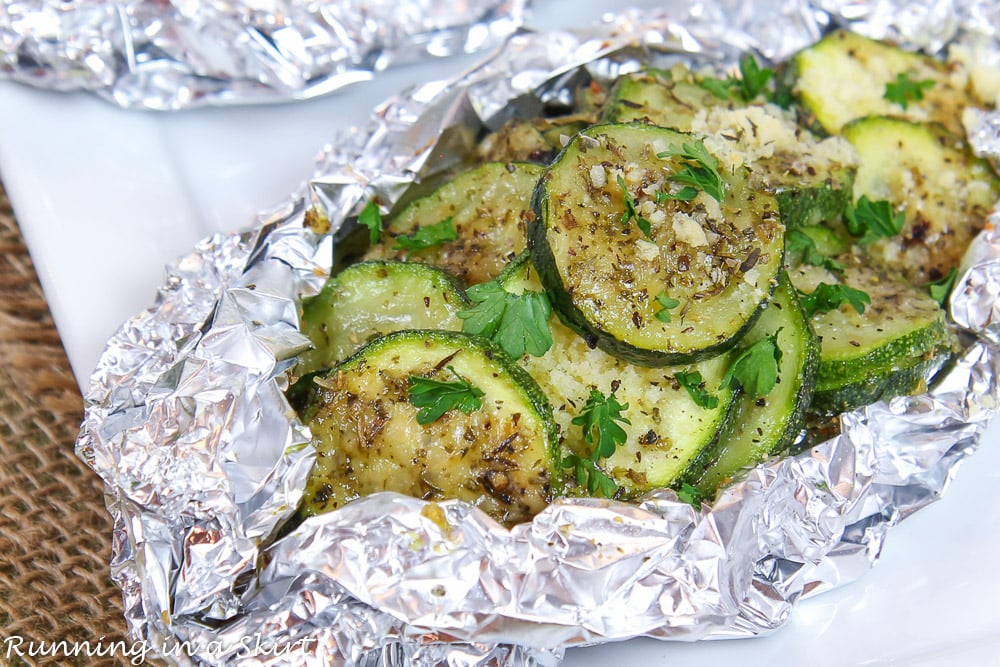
[682,273,819,494]
[788,29,972,135]
[842,116,999,284]
[295,260,469,375]
[528,122,784,366]
[788,261,952,414]
[501,255,736,496]
[364,161,543,285]
[809,350,952,416]
[689,104,857,229]
[601,67,718,131]
[298,330,559,525]
[477,116,594,165]
[477,120,557,165]
[604,67,858,229]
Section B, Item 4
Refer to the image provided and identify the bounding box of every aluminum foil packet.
[76,1,1000,665]
[0,0,525,109]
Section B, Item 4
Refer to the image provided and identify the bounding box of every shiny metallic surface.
[75,2,1000,664]
[0,0,526,109]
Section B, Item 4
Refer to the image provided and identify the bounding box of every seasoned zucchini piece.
[789,261,952,414]
[601,68,717,131]
[295,261,468,376]
[809,350,952,416]
[682,273,819,494]
[501,255,736,496]
[690,104,857,229]
[477,116,593,165]
[788,30,972,135]
[605,67,858,229]
[298,330,558,525]
[477,120,556,165]
[364,161,543,285]
[529,122,784,366]
[842,116,999,284]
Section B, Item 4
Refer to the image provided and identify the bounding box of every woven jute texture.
[0,183,132,666]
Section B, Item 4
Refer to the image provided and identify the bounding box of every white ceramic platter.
[1,3,998,664]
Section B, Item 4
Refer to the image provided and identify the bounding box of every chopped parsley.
[675,482,706,509]
[654,292,681,323]
[656,186,699,202]
[926,267,958,306]
[674,370,719,409]
[358,199,382,244]
[722,332,783,397]
[562,388,631,498]
[617,174,653,239]
[844,195,906,245]
[458,280,553,359]
[786,229,845,273]
[657,139,725,203]
[393,217,458,253]
[798,282,871,318]
[408,366,485,424]
[884,72,936,110]
[696,54,775,103]
[736,53,775,101]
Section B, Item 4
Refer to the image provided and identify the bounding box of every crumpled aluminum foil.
[0,0,525,110]
[76,1,1000,665]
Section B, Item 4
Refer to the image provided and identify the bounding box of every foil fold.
[76,2,1000,665]
[0,0,526,109]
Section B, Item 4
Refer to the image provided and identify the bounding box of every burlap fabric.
[0,183,132,666]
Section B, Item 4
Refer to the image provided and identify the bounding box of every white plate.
[1,4,998,665]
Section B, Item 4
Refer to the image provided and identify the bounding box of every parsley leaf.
[656,186,700,202]
[572,389,631,460]
[617,174,653,239]
[458,280,553,358]
[562,388,631,498]
[737,53,774,101]
[675,482,706,509]
[884,72,936,110]
[393,217,458,252]
[562,454,618,498]
[722,332,783,397]
[698,75,736,100]
[358,199,382,244]
[657,139,726,202]
[798,283,871,318]
[654,292,681,323]
[674,370,720,409]
[408,366,485,424]
[926,267,958,306]
[844,196,906,245]
[786,229,846,273]
[696,54,774,102]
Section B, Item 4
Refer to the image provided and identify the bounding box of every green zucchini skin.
[842,115,999,284]
[364,161,544,285]
[295,260,469,376]
[528,122,784,367]
[789,30,972,136]
[789,261,953,415]
[501,254,736,496]
[809,348,952,416]
[680,273,818,494]
[298,329,559,526]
